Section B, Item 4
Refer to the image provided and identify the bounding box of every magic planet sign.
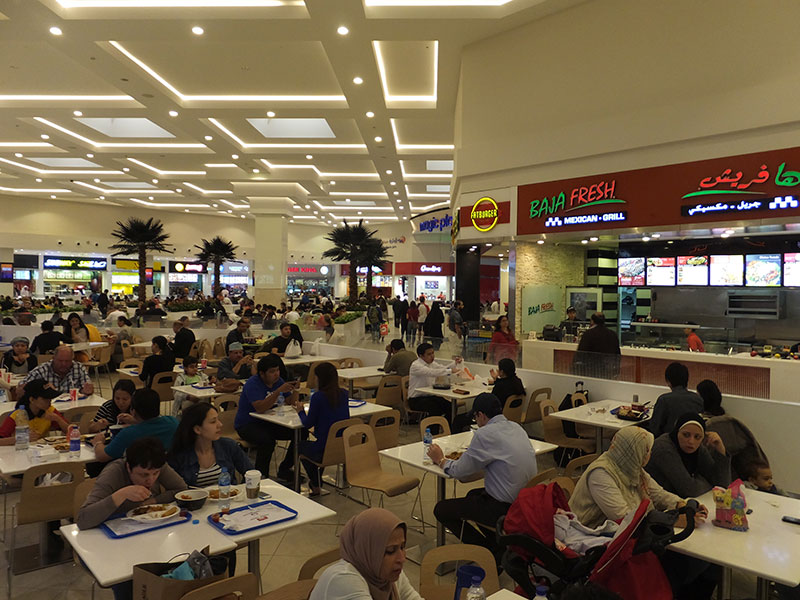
[516,146,800,235]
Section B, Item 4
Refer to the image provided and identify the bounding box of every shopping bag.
[379,323,389,337]
[712,479,749,531]
[285,339,302,358]
[133,547,227,600]
[310,338,321,356]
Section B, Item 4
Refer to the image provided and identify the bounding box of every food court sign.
[517,145,800,235]
[43,256,107,270]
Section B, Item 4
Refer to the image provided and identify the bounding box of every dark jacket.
[646,433,731,497]
[492,376,526,405]
[168,437,254,486]
[140,352,176,387]
[172,327,196,359]
[577,324,620,355]
[647,386,704,437]
[30,331,66,355]
[574,324,621,378]
[2,350,37,374]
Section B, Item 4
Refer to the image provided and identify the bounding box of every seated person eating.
[88,379,137,433]
[0,379,70,444]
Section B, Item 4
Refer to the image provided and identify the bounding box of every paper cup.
[69,388,79,402]
[200,358,208,369]
[245,470,261,499]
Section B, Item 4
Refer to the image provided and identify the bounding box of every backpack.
[367,306,380,324]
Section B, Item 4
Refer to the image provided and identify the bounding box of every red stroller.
[496,482,698,600]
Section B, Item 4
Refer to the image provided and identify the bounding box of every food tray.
[101,509,191,539]
[348,400,366,408]
[206,500,297,535]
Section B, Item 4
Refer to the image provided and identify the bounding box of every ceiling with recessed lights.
[0,0,581,225]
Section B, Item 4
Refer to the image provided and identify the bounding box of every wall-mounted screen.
[677,256,709,286]
[710,255,744,286]
[646,257,676,286]
[0,263,12,283]
[618,257,645,286]
[784,253,800,287]
[745,254,782,287]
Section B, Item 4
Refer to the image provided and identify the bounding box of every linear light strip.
[127,158,205,176]
[0,95,133,101]
[209,119,365,151]
[59,0,290,6]
[0,157,122,175]
[373,40,437,102]
[330,191,389,198]
[74,181,174,194]
[312,200,394,211]
[366,0,511,5]
[33,117,205,149]
[0,186,71,193]
[0,142,53,148]
[129,198,209,208]
[389,119,454,151]
[399,160,452,179]
[220,199,249,209]
[205,163,238,168]
[110,42,346,103]
[182,181,233,194]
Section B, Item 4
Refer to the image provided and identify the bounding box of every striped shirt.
[196,463,222,488]
[92,400,122,424]
[21,360,91,393]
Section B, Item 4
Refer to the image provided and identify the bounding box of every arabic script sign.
[517,146,800,235]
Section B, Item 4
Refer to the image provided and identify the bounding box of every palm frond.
[194,236,239,263]
[109,217,172,256]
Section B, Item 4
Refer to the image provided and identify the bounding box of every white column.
[0,248,12,297]
[250,199,294,306]
[35,254,44,297]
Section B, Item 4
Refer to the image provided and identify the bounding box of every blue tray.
[101,510,192,539]
[348,400,366,408]
[207,500,298,535]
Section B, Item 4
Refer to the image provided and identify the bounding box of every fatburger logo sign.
[470,197,499,232]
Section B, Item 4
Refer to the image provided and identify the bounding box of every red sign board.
[394,262,455,276]
[517,146,800,235]
[459,200,511,230]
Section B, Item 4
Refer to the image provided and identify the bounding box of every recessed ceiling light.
[358,211,362,215]
[386,169,392,175]
[485,243,492,247]
[212,203,218,208]
[50,194,57,199]
[168,110,178,117]
[204,135,213,141]
[184,209,190,213]
[304,204,310,209]
[148,196,154,200]
[93,178,100,183]
[175,187,182,192]
[86,153,94,158]
[192,26,204,35]
[724,229,735,235]
[366,111,374,118]
[122,167,130,172]
[290,219,294,223]
[251,168,259,173]
[266,111,275,118]
[313,210,318,215]
[240,214,246,219]
[49,26,63,36]
[99,195,105,199]
[642,236,651,242]
[581,240,589,244]
[353,77,363,85]
[330,181,336,186]
[396,198,401,203]
[337,26,349,35]
[231,154,239,159]
[14,153,22,158]
[390,181,396,186]
[393,191,399,196]
[40,134,50,140]
[537,240,545,245]
[721,233,730,238]
[651,233,661,238]
[73,110,82,117]
[345,198,351,202]
[374,136,382,142]
[152,178,159,184]
[402,216,407,220]
[589,236,599,241]
[36,178,42,182]
[306,154,313,160]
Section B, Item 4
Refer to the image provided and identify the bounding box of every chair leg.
[7,505,15,599]
[409,472,427,535]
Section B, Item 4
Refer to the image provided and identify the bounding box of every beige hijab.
[570,427,655,527]
[339,508,406,600]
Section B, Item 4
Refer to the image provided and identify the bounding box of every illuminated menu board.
[745,254,782,287]
[646,257,676,286]
[709,255,744,286]
[618,257,645,286]
[785,253,800,287]
[677,256,709,286]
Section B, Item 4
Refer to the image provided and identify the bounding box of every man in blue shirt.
[236,354,302,482]
[427,393,537,559]
[91,388,179,463]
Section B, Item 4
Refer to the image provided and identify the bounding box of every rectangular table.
[171,384,236,400]
[61,479,334,588]
[282,354,338,366]
[337,365,385,397]
[68,341,109,352]
[380,431,558,547]
[415,381,489,425]
[548,398,652,452]
[250,400,392,492]
[670,488,800,599]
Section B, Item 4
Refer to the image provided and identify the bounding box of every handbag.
[133,547,227,600]
[285,339,302,358]
[379,322,389,337]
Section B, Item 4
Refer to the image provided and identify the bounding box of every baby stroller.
[497,482,698,600]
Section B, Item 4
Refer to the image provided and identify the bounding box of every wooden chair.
[212,337,226,359]
[217,406,255,454]
[84,344,114,394]
[300,360,337,395]
[338,357,380,398]
[297,546,340,580]
[368,409,400,451]
[541,399,595,455]
[7,462,85,596]
[78,410,98,434]
[342,423,419,507]
[254,351,270,359]
[214,393,240,412]
[188,340,201,358]
[337,357,363,369]
[37,353,53,365]
[373,375,403,409]
[524,387,551,424]
[62,406,98,432]
[258,546,340,600]
[180,573,258,600]
[400,375,424,424]
[420,415,450,439]
[419,544,500,600]
[502,394,525,423]
[299,417,361,490]
[525,467,559,488]
[118,358,145,389]
[120,339,133,360]
[565,453,599,482]
[150,371,178,414]
[197,339,213,359]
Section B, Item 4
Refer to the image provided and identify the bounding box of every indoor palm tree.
[109,217,172,304]
[323,220,386,305]
[359,237,390,301]
[194,236,239,297]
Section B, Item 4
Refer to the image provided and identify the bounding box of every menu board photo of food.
[709,255,744,286]
[618,257,645,286]
[745,254,782,287]
[784,253,800,287]
[677,256,709,286]
[646,257,676,286]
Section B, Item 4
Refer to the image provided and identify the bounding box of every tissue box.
[712,479,749,532]
[28,444,59,464]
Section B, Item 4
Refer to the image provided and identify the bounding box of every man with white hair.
[19,345,94,395]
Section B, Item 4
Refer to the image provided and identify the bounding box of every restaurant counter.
[521,339,798,403]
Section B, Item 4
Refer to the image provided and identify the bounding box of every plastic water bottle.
[465,576,486,600]
[218,467,231,513]
[69,424,81,458]
[275,391,285,409]
[422,427,433,465]
[534,585,549,599]
[14,409,30,452]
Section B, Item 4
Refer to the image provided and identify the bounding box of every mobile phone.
[258,492,272,500]
[782,515,800,525]
[453,389,470,395]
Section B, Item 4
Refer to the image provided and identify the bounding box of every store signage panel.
[419,214,453,233]
[113,259,164,272]
[394,262,455,276]
[517,146,800,235]
[459,200,512,232]
[340,262,393,276]
[0,263,12,282]
[169,273,200,283]
[169,261,207,274]
[43,256,107,270]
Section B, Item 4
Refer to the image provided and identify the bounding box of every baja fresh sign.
[521,285,563,334]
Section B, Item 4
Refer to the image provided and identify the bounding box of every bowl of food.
[175,489,209,510]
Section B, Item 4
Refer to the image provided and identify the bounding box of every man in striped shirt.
[19,346,93,395]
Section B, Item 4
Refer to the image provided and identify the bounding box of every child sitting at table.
[172,356,210,416]
[744,458,788,496]
[0,379,69,444]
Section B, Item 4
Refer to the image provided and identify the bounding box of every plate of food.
[44,435,67,444]
[53,443,71,452]
[611,406,649,421]
[445,450,464,460]
[206,485,244,502]
[125,504,181,522]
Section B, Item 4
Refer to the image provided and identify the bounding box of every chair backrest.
[214,393,240,412]
[73,477,96,519]
[151,371,178,404]
[368,409,400,451]
[553,476,576,499]
[565,453,599,481]
[524,387,551,423]
[257,581,316,600]
[212,337,226,358]
[253,352,270,359]
[540,398,564,443]
[96,344,113,364]
[188,340,201,358]
[343,423,381,477]
[120,338,134,360]
[338,357,363,369]
[502,394,525,423]
[297,546,340,580]
[179,573,259,600]
[218,408,238,438]
[78,410,97,434]
[17,462,86,525]
[525,467,558,488]
[120,358,143,370]
[37,353,52,365]
[374,375,403,408]
[62,406,98,431]
[420,416,450,439]
[307,360,337,390]
[198,339,213,359]
[420,544,500,600]
[400,375,410,410]
[314,417,362,467]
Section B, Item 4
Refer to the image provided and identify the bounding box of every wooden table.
[337,365,385,397]
[548,398,652,452]
[415,381,489,425]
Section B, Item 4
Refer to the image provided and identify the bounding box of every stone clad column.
[0,248,12,296]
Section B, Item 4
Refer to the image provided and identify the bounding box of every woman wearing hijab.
[646,413,730,498]
[310,508,423,600]
[423,301,445,350]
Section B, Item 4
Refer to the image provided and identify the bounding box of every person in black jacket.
[139,336,176,388]
[2,336,38,375]
[573,313,621,379]
[30,321,66,355]
[489,358,526,405]
[423,301,445,350]
[170,320,195,360]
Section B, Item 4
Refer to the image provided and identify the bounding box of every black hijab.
[669,412,706,475]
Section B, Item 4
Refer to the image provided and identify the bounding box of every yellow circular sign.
[470,196,499,232]
[175,262,184,272]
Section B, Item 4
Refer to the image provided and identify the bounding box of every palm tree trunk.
[365,264,374,300]
[348,262,358,306]
[214,261,221,297]
[138,246,147,304]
